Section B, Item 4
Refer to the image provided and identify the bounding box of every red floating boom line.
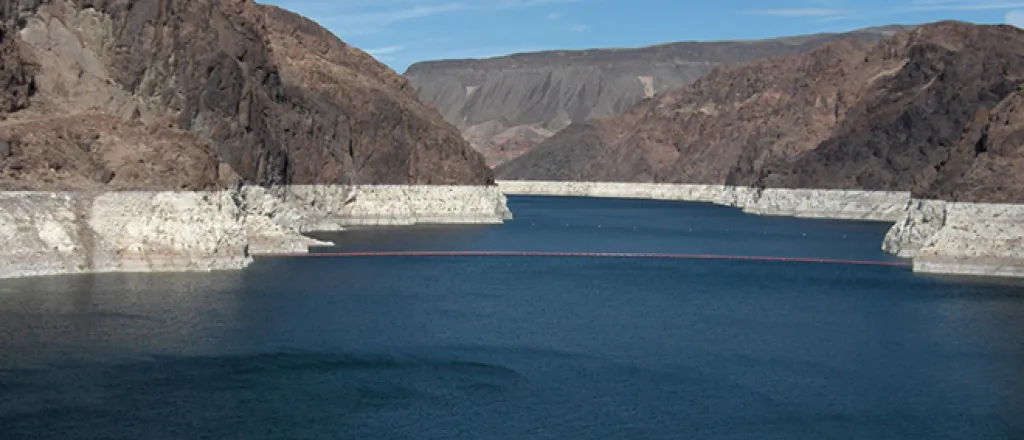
[254,251,911,267]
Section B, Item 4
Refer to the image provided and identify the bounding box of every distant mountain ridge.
[405,25,914,166]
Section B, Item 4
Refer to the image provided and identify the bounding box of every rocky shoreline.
[5,180,1018,280]
[884,201,1024,278]
[0,185,512,279]
[495,180,911,221]
[497,180,1024,279]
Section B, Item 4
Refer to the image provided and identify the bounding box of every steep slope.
[0,0,493,190]
[757,23,1024,200]
[917,92,1024,203]
[498,21,1024,203]
[406,25,912,166]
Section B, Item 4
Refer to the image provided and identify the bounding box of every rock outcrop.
[881,199,949,258]
[0,0,510,279]
[406,26,911,166]
[883,201,1024,277]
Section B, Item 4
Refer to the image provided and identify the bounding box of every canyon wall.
[406,26,910,166]
[496,22,1024,204]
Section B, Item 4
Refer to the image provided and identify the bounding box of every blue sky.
[263,0,1024,73]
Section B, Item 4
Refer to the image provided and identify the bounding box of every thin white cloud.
[366,45,406,56]
[492,0,583,7]
[311,0,587,35]
[738,8,848,17]
[569,24,589,32]
[321,3,466,28]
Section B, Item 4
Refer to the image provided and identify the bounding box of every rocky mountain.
[0,0,493,191]
[497,21,1024,204]
[405,25,912,166]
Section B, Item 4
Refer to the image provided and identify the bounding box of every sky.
[262,0,1024,73]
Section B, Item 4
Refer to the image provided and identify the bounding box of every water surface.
[1,195,1022,439]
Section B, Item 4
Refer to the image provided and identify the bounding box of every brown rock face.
[406,25,911,166]
[498,21,1024,203]
[0,0,493,191]
[0,114,221,190]
[0,27,36,113]
[911,92,1024,203]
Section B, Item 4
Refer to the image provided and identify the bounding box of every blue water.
[1,195,1022,439]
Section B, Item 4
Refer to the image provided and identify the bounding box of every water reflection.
[0,270,248,366]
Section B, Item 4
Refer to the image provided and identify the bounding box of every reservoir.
[1,195,1022,439]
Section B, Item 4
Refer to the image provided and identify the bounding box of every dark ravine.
[497,21,1024,205]
[405,25,912,166]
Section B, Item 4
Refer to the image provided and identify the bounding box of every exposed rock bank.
[497,180,1024,278]
[884,201,1024,277]
[0,185,511,279]
[497,180,909,221]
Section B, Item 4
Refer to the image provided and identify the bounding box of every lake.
[1,195,1022,439]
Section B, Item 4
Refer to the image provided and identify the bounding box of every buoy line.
[254,251,911,267]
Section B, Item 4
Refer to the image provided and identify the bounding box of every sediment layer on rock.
[0,185,511,279]
[497,179,754,204]
[496,180,908,221]
[881,199,949,257]
[742,189,910,221]
[253,185,513,229]
[0,192,87,279]
[885,201,1024,277]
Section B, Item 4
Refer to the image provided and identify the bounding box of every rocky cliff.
[405,25,911,166]
[0,0,509,279]
[497,21,1024,205]
[0,0,493,189]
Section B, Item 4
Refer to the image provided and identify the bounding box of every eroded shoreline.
[5,180,1020,280]
[497,180,1024,279]
[0,185,512,279]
